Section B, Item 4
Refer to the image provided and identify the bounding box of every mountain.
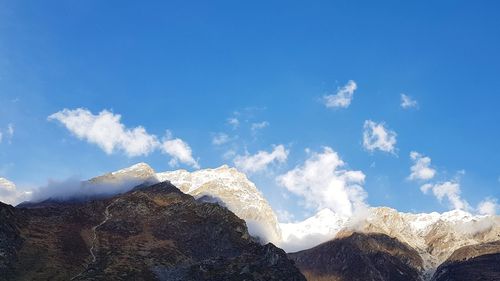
[431,241,500,281]
[88,162,158,185]
[280,208,348,252]
[357,207,500,273]
[0,181,305,281]
[284,206,500,273]
[157,165,282,244]
[288,232,424,281]
[10,163,499,280]
[85,163,281,244]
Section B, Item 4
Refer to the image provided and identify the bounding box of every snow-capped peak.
[157,165,282,244]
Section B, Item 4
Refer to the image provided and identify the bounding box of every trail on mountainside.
[71,200,117,280]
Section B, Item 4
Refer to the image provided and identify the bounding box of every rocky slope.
[0,181,305,281]
[431,241,500,281]
[284,206,500,274]
[288,232,424,281]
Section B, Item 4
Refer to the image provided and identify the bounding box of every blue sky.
[0,1,499,219]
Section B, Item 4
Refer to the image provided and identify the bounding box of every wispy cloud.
[234,144,288,174]
[212,132,231,145]
[362,120,397,154]
[251,121,269,134]
[401,94,418,109]
[323,80,357,108]
[227,117,240,129]
[0,123,15,144]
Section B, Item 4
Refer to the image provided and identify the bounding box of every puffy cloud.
[48,108,159,157]
[401,94,418,109]
[251,121,269,134]
[234,145,288,174]
[0,178,31,205]
[363,120,397,154]
[277,147,366,217]
[49,108,199,168]
[420,181,470,211]
[161,131,200,169]
[408,151,436,181]
[323,80,357,108]
[212,133,230,145]
[477,198,498,216]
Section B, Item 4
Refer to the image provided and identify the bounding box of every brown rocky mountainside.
[431,241,500,281]
[0,181,305,281]
[288,232,424,281]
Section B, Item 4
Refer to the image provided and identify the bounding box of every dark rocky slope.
[0,182,305,281]
[431,240,500,281]
[288,232,424,281]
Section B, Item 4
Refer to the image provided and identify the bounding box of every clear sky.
[0,1,499,220]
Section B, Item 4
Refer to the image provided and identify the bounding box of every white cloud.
[251,121,269,133]
[49,108,199,168]
[0,178,31,205]
[234,145,289,174]
[323,80,357,108]
[363,120,397,154]
[477,198,498,216]
[420,181,470,211]
[49,108,159,157]
[277,147,366,217]
[227,117,239,129]
[0,123,15,144]
[408,151,436,181]
[212,133,230,145]
[161,131,200,169]
[401,94,418,109]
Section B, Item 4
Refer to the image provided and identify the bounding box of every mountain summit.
[0,181,305,280]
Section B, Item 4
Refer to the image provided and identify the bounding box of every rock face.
[431,241,500,281]
[288,232,424,281]
[0,182,305,281]
[157,165,281,244]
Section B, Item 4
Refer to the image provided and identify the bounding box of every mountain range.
[1,163,499,280]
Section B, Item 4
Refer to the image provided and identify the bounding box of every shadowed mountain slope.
[0,181,305,281]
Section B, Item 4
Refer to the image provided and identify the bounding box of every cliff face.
[0,182,305,281]
[288,232,424,281]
